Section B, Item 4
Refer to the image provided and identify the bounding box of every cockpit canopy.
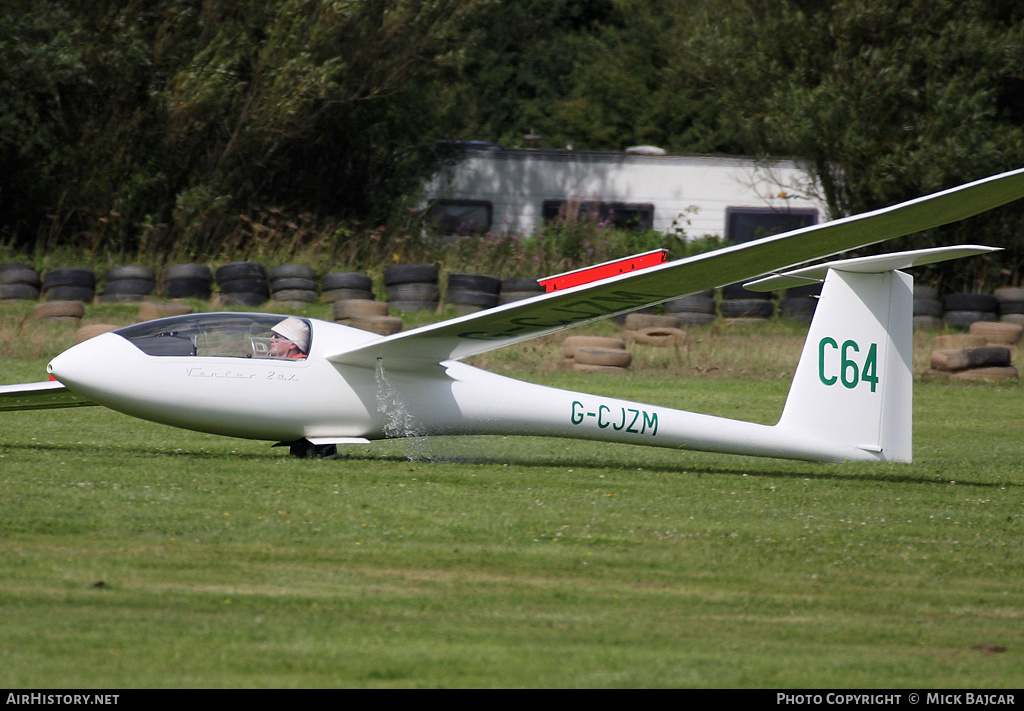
[115,313,312,359]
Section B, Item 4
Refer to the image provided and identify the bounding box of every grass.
[1,304,1022,688]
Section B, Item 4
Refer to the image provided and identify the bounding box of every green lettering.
[862,343,879,392]
[841,340,860,389]
[642,410,658,436]
[571,401,584,425]
[819,337,838,386]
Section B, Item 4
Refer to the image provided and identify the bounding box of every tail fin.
[778,268,913,461]
[748,246,1000,463]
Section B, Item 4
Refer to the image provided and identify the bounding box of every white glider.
[3,167,1024,461]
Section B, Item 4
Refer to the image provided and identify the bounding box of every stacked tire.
[913,285,943,330]
[445,273,500,313]
[664,290,716,326]
[994,287,1024,326]
[561,336,631,373]
[0,263,41,301]
[779,284,820,323]
[216,262,269,306]
[100,266,155,303]
[927,339,1017,382]
[623,313,686,347]
[334,299,402,335]
[384,264,439,313]
[321,272,374,303]
[499,277,544,304]
[162,264,213,299]
[719,283,773,323]
[33,300,84,322]
[42,267,96,302]
[942,292,998,329]
[269,264,317,306]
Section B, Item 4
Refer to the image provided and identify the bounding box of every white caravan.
[423,146,828,241]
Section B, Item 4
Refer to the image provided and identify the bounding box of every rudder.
[777,268,914,462]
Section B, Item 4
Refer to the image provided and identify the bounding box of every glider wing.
[328,167,1024,370]
[0,380,96,411]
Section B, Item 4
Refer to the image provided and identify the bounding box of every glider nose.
[47,332,127,393]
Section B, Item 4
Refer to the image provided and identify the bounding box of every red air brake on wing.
[537,249,669,292]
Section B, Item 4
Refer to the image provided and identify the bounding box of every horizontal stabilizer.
[744,246,1002,292]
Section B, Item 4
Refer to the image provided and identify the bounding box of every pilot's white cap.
[272,317,310,353]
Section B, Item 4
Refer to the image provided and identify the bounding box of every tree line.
[2,0,1024,285]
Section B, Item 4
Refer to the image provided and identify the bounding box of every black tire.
[943,310,998,328]
[216,262,266,283]
[387,282,440,301]
[779,296,817,321]
[913,298,943,316]
[105,265,155,282]
[270,277,318,292]
[0,283,40,300]
[719,299,774,318]
[785,283,822,298]
[500,277,543,292]
[499,291,544,304]
[943,292,998,312]
[321,287,374,303]
[722,283,771,300]
[664,294,716,315]
[447,273,500,293]
[219,278,270,296]
[914,285,940,300]
[163,278,212,299]
[0,261,34,275]
[0,267,41,287]
[383,264,438,286]
[997,300,1024,315]
[268,264,316,281]
[321,272,373,291]
[43,267,96,289]
[164,264,212,282]
[103,278,155,296]
[272,289,318,303]
[445,288,499,309]
[45,285,94,302]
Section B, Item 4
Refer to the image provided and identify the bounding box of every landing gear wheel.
[286,439,338,459]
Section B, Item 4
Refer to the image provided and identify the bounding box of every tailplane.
[746,246,1000,463]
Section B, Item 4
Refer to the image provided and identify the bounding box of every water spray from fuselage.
[374,357,431,460]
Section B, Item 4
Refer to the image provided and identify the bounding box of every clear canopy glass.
[114,313,311,359]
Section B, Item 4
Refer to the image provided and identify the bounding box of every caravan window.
[426,199,493,235]
[726,207,818,243]
[542,200,654,230]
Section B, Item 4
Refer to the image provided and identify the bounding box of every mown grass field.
[1,305,1022,688]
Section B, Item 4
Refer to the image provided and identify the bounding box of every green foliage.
[678,0,1024,287]
[1,0,483,259]
[3,0,1024,290]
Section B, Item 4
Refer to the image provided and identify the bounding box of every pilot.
[269,317,310,359]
